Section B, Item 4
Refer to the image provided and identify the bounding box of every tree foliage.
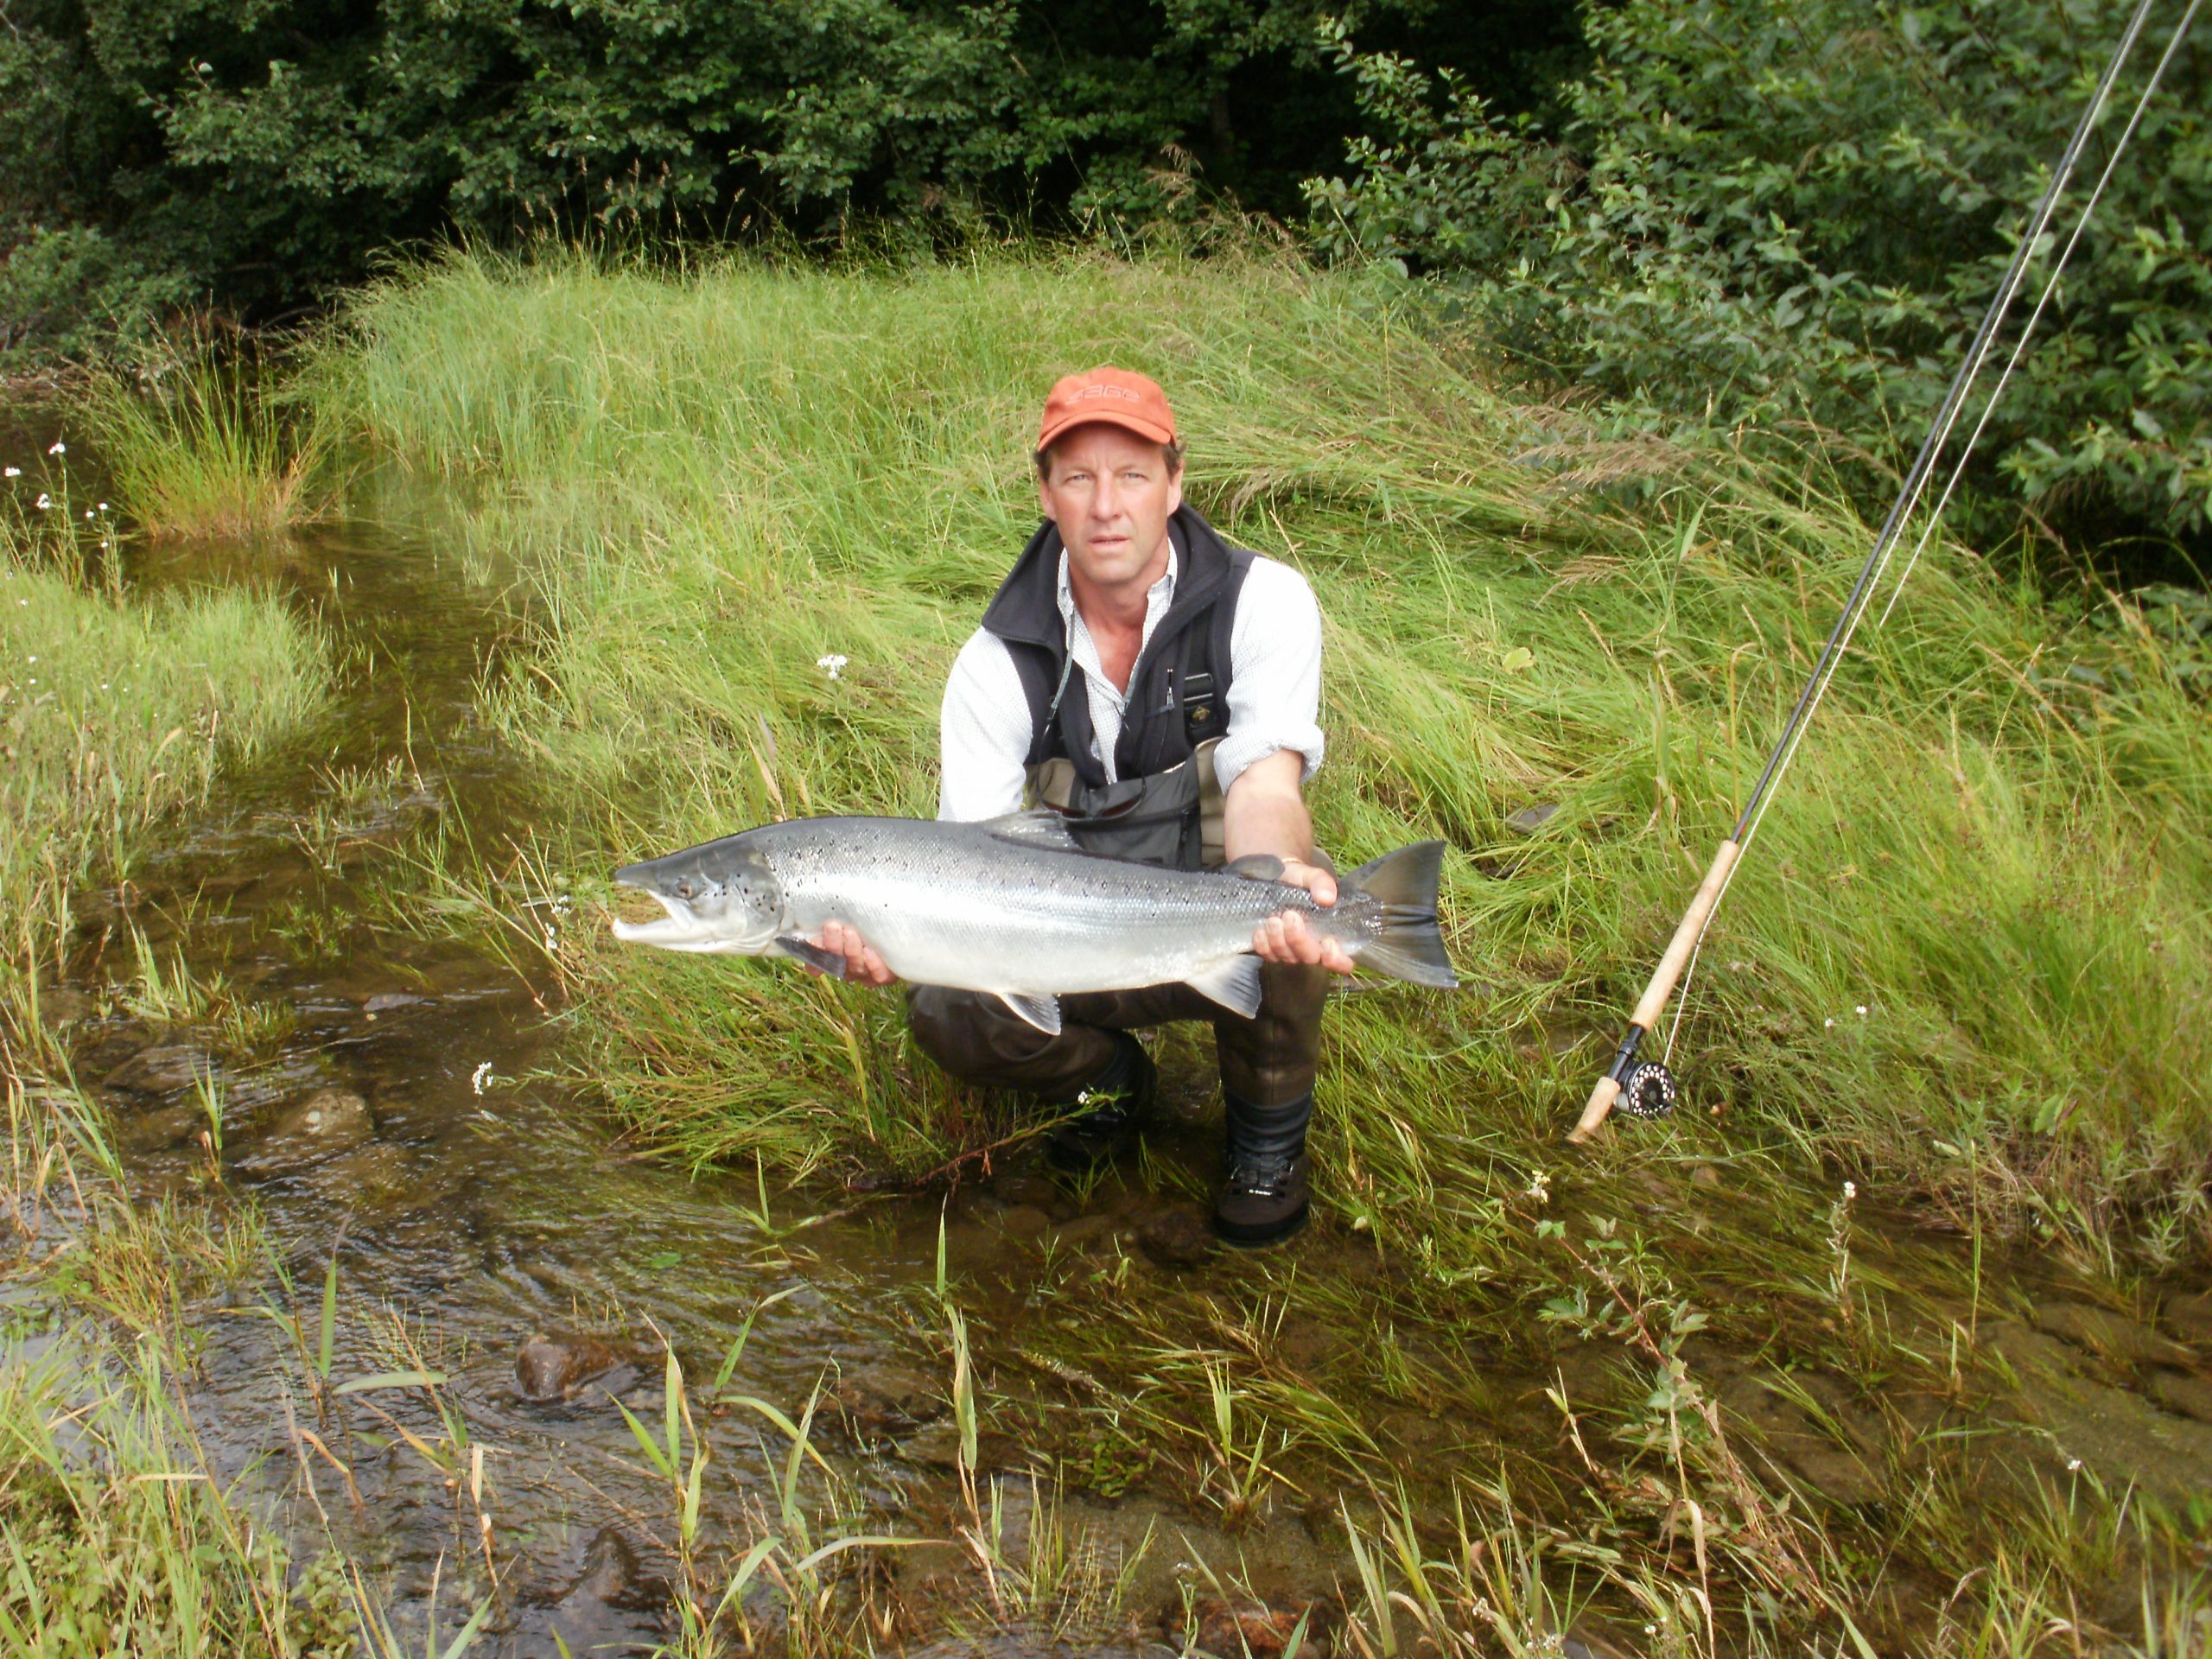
[0,0,1578,356]
[1308,0,2212,550]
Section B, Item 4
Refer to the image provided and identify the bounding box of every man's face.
[1038,423,1183,595]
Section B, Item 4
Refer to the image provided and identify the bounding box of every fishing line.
[1577,0,2192,1128]
[1872,0,2205,632]
[1656,0,2182,1071]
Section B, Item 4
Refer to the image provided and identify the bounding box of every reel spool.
[1613,1060,1678,1121]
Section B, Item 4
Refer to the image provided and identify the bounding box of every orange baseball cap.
[1036,366,1178,452]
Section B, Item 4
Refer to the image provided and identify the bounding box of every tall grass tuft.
[84,345,334,541]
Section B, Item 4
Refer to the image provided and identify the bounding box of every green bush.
[0,0,1580,361]
[1307,0,2212,553]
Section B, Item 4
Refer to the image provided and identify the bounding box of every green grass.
[0,489,327,1057]
[82,348,336,542]
[0,447,339,1654]
[315,243,2212,1249]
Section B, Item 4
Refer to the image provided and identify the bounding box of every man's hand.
[814,919,897,987]
[1253,857,1357,976]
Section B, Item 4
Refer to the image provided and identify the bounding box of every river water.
[31,495,2212,1654]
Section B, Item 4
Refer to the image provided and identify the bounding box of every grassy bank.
[301,245,2212,1650]
[319,245,2211,1249]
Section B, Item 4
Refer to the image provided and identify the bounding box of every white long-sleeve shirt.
[938,544,1325,822]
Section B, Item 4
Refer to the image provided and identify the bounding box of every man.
[816,366,1347,1245]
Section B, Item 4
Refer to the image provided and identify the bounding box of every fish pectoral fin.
[980,809,1084,854]
[1184,955,1264,1020]
[774,936,848,978]
[994,991,1063,1034]
[1223,854,1286,881]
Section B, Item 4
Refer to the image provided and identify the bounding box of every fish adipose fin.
[1342,841,1459,988]
[980,810,1084,854]
[774,936,847,977]
[1184,955,1265,1020]
[995,991,1063,1034]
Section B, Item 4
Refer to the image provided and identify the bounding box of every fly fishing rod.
[1569,0,2198,1143]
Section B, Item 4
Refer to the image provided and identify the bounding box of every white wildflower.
[97,501,108,512]
[1525,1169,1551,1203]
[1843,1180,1857,1201]
[471,1060,496,1096]
[1856,1004,1868,1016]
[2066,1456,2082,1472]
[47,441,64,455]
[35,493,51,511]
[1823,1016,1834,1028]
[3,467,18,478]
[817,652,849,680]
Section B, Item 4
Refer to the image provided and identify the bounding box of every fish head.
[609,836,784,955]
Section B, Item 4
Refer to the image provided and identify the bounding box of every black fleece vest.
[981,506,1254,865]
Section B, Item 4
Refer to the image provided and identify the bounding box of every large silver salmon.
[610,810,1455,1033]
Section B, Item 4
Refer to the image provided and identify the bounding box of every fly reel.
[1613,1060,1678,1120]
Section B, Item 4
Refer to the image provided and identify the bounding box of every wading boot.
[1215,1090,1312,1246]
[1044,1033,1156,1173]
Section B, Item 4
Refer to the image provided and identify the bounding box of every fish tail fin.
[1340,840,1457,988]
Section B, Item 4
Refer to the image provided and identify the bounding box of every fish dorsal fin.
[980,810,1084,854]
[995,990,1063,1034]
[1224,854,1285,881]
[1184,955,1264,1020]
[775,936,848,977]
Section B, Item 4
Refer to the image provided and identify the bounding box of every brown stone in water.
[105,1043,216,1095]
[116,1103,207,1154]
[516,1330,625,1403]
[36,988,98,1026]
[1136,1207,1217,1269]
[1181,1597,1327,1659]
[2146,1369,2212,1425]
[2034,1300,2193,1369]
[834,1363,944,1438]
[2163,1290,2212,1348]
[241,1088,374,1172]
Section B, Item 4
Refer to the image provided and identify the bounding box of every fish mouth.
[609,869,729,952]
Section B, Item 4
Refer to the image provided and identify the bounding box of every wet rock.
[569,1526,648,1608]
[1505,803,1560,837]
[835,1363,945,1439]
[115,1103,207,1155]
[995,1204,1052,1241]
[2034,1300,2192,1369]
[908,1633,1151,1659]
[309,1142,411,1210]
[894,1418,966,1469]
[36,988,98,1026]
[2147,1369,2212,1425]
[1178,1596,1327,1659]
[516,1329,626,1403]
[1050,1212,1115,1248]
[2163,1290,2212,1348]
[1137,1207,1218,1270]
[361,992,427,1015]
[105,1043,215,1095]
[239,1088,373,1172]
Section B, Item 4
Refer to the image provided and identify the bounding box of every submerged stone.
[115,1103,207,1154]
[515,1329,626,1403]
[1136,1207,1217,1269]
[2147,1369,2212,1425]
[835,1363,945,1439]
[241,1088,374,1172]
[2034,1300,2193,1369]
[105,1042,216,1094]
